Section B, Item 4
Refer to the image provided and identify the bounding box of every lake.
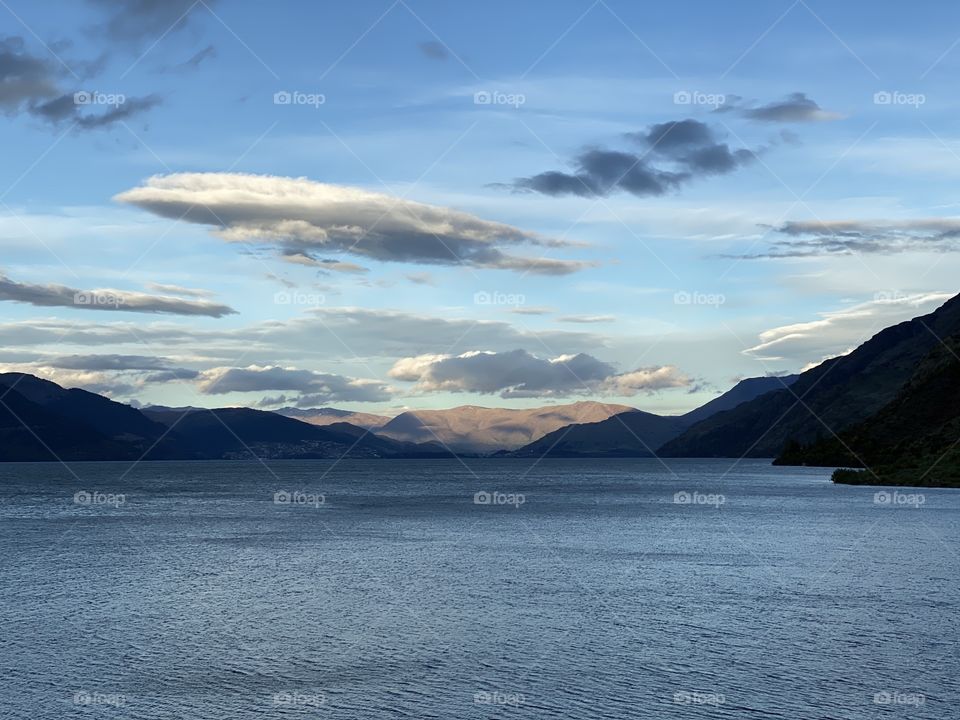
[0,458,956,719]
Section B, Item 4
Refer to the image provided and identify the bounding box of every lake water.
[1,458,957,719]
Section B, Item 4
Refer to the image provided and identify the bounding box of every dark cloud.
[508,119,760,198]
[0,36,61,113]
[117,173,594,275]
[161,44,216,73]
[0,273,237,317]
[735,219,960,259]
[31,91,161,129]
[717,92,840,123]
[87,0,215,42]
[418,41,448,60]
[47,353,179,371]
[390,349,691,398]
[196,365,394,402]
[0,35,160,129]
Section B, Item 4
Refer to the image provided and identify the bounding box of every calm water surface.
[0,458,957,719]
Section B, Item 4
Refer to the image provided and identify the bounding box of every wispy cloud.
[0,273,237,317]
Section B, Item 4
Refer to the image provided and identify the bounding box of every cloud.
[558,315,615,324]
[0,35,160,129]
[510,306,554,315]
[508,119,759,198]
[87,0,215,42]
[144,282,215,298]
[0,353,199,398]
[0,36,60,113]
[418,41,448,60]
[718,92,841,123]
[196,364,394,402]
[160,44,216,73]
[0,273,237,317]
[738,218,960,258]
[0,308,606,366]
[389,349,691,398]
[116,172,592,275]
[31,91,161,129]
[743,292,954,367]
[279,250,369,274]
[404,272,435,286]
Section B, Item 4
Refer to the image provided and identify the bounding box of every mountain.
[660,294,960,459]
[777,334,960,487]
[145,407,450,459]
[507,373,800,458]
[0,373,188,459]
[509,410,689,458]
[273,407,391,429]
[0,382,126,461]
[680,375,799,425]
[376,401,634,453]
[0,375,448,461]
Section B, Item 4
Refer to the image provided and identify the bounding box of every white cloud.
[116,172,592,275]
[196,364,394,402]
[389,349,690,398]
[743,292,954,366]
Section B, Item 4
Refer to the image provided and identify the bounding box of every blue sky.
[1,0,958,413]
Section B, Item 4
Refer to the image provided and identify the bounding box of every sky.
[1,0,958,415]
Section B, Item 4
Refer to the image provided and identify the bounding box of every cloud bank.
[196,364,394,403]
[116,172,591,275]
[741,218,960,258]
[390,349,691,398]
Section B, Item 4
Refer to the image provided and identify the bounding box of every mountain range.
[0,294,956,485]
[0,373,794,462]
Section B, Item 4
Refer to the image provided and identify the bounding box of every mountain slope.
[376,401,634,452]
[0,372,189,459]
[510,410,689,458]
[273,407,391,429]
[777,335,960,487]
[147,407,449,459]
[659,295,960,458]
[507,373,801,458]
[0,382,125,461]
[681,375,799,425]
